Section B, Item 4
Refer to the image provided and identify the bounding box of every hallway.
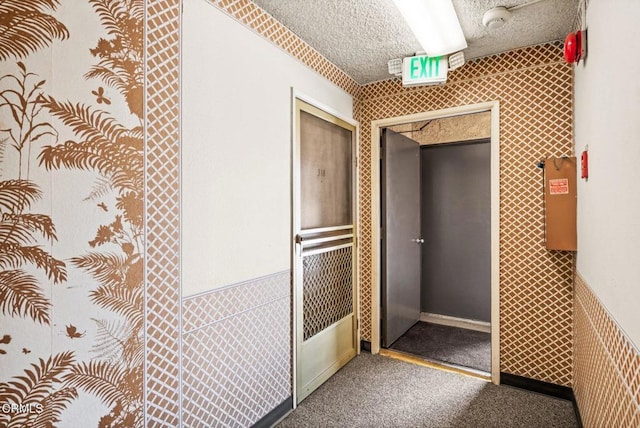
[277,353,579,427]
[0,0,638,426]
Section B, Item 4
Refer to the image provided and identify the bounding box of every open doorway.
[383,123,491,375]
[370,102,500,384]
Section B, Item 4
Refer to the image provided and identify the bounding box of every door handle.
[411,238,424,244]
[295,234,303,256]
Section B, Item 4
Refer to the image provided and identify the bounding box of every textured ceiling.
[252,0,580,84]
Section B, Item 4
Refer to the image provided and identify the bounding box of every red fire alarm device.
[581,150,588,179]
[564,30,586,64]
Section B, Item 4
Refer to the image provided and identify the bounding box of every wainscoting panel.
[182,271,291,427]
[574,274,640,427]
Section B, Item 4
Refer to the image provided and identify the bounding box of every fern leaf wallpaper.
[0,0,144,426]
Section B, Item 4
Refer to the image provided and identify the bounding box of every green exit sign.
[402,55,448,87]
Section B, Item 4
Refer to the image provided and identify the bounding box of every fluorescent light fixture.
[392,0,467,57]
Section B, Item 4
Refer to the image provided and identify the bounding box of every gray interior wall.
[420,140,491,322]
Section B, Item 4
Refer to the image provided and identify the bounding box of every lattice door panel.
[302,246,354,341]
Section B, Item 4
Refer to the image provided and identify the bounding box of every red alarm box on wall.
[564,30,586,64]
[581,149,588,179]
[544,157,577,251]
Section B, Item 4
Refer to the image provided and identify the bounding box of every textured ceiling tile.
[252,0,578,84]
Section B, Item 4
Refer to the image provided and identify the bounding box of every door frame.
[291,89,360,405]
[370,101,500,384]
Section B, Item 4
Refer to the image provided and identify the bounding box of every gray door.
[421,140,491,322]
[381,129,422,347]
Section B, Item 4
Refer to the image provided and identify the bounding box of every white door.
[293,98,358,404]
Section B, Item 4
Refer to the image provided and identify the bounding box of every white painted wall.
[181,0,353,295]
[574,0,640,348]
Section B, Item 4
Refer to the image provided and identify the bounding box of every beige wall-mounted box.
[544,157,577,251]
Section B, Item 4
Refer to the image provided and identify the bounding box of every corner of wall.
[574,273,640,426]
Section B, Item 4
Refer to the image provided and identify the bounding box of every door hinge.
[380,146,383,160]
[380,227,383,239]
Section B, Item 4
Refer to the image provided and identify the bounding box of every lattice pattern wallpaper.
[146,0,182,425]
[574,274,640,427]
[357,43,575,386]
[182,272,291,427]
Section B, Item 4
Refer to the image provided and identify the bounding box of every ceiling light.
[392,0,468,57]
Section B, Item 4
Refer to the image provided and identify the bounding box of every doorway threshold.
[379,348,491,382]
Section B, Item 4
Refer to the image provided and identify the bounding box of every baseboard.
[420,312,491,333]
[252,396,293,428]
[500,373,583,428]
[360,340,371,352]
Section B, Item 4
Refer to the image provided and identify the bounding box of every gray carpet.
[277,353,578,428]
[390,322,491,372]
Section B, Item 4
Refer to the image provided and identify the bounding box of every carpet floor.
[389,322,491,372]
[277,353,579,428]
